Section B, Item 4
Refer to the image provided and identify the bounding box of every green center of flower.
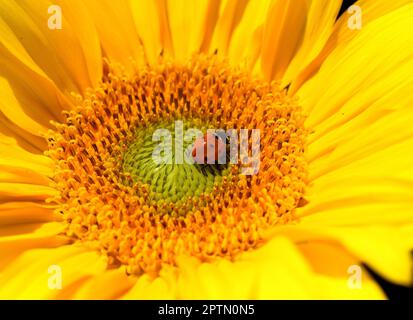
[122,119,230,204]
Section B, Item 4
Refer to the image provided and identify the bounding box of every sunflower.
[0,0,412,300]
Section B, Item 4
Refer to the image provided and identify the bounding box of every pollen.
[45,55,308,276]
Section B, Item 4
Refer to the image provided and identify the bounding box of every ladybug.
[192,133,227,164]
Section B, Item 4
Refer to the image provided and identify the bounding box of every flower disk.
[46,56,308,275]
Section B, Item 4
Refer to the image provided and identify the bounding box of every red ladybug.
[192,133,226,164]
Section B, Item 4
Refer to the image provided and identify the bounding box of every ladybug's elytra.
[191,133,227,164]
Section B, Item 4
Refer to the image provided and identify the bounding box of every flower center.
[122,119,229,205]
[46,56,308,276]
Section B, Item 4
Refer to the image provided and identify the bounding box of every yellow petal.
[282,0,342,86]
[300,7,413,128]
[0,183,57,202]
[271,224,412,287]
[166,0,220,61]
[0,202,56,226]
[0,141,52,185]
[0,135,53,178]
[293,0,413,93]
[301,139,413,226]
[0,222,66,271]
[0,71,56,137]
[0,244,106,299]
[298,241,386,299]
[174,236,384,299]
[0,166,49,186]
[298,4,413,214]
[121,273,175,300]
[227,0,271,71]
[0,138,56,202]
[317,227,412,286]
[83,0,143,70]
[0,0,102,94]
[131,0,169,65]
[305,110,413,223]
[0,115,46,153]
[0,8,73,135]
[260,0,308,81]
[74,268,136,299]
[209,0,250,56]
[307,86,413,174]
